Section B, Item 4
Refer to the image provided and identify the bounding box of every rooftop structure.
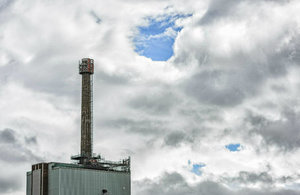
[27,162,130,195]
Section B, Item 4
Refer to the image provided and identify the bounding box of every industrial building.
[26,58,131,195]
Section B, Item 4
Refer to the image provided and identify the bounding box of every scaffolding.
[71,155,130,172]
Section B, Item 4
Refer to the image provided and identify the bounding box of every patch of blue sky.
[134,14,192,61]
[190,162,206,176]
[225,143,242,152]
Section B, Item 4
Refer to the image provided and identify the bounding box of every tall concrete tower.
[79,58,94,162]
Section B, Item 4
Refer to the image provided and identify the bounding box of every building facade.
[27,162,131,195]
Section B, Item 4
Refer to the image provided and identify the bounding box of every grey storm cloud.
[128,89,178,115]
[181,34,296,107]
[0,128,16,143]
[164,131,189,147]
[0,0,14,13]
[0,128,42,163]
[222,171,275,184]
[174,0,299,107]
[246,109,300,151]
[25,136,37,145]
[200,0,291,25]
[163,129,202,147]
[183,70,247,106]
[15,57,80,98]
[0,60,17,92]
[101,118,166,136]
[180,29,298,106]
[179,106,223,123]
[135,172,300,195]
[96,70,131,85]
[0,176,21,193]
[90,10,102,24]
[199,0,240,25]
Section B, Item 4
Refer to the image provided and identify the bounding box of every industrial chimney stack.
[79,58,94,163]
[26,58,130,195]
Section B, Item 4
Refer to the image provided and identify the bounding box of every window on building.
[102,189,108,195]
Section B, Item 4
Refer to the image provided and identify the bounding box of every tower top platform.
[79,58,94,74]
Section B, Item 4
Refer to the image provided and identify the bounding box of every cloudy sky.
[1,0,300,194]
